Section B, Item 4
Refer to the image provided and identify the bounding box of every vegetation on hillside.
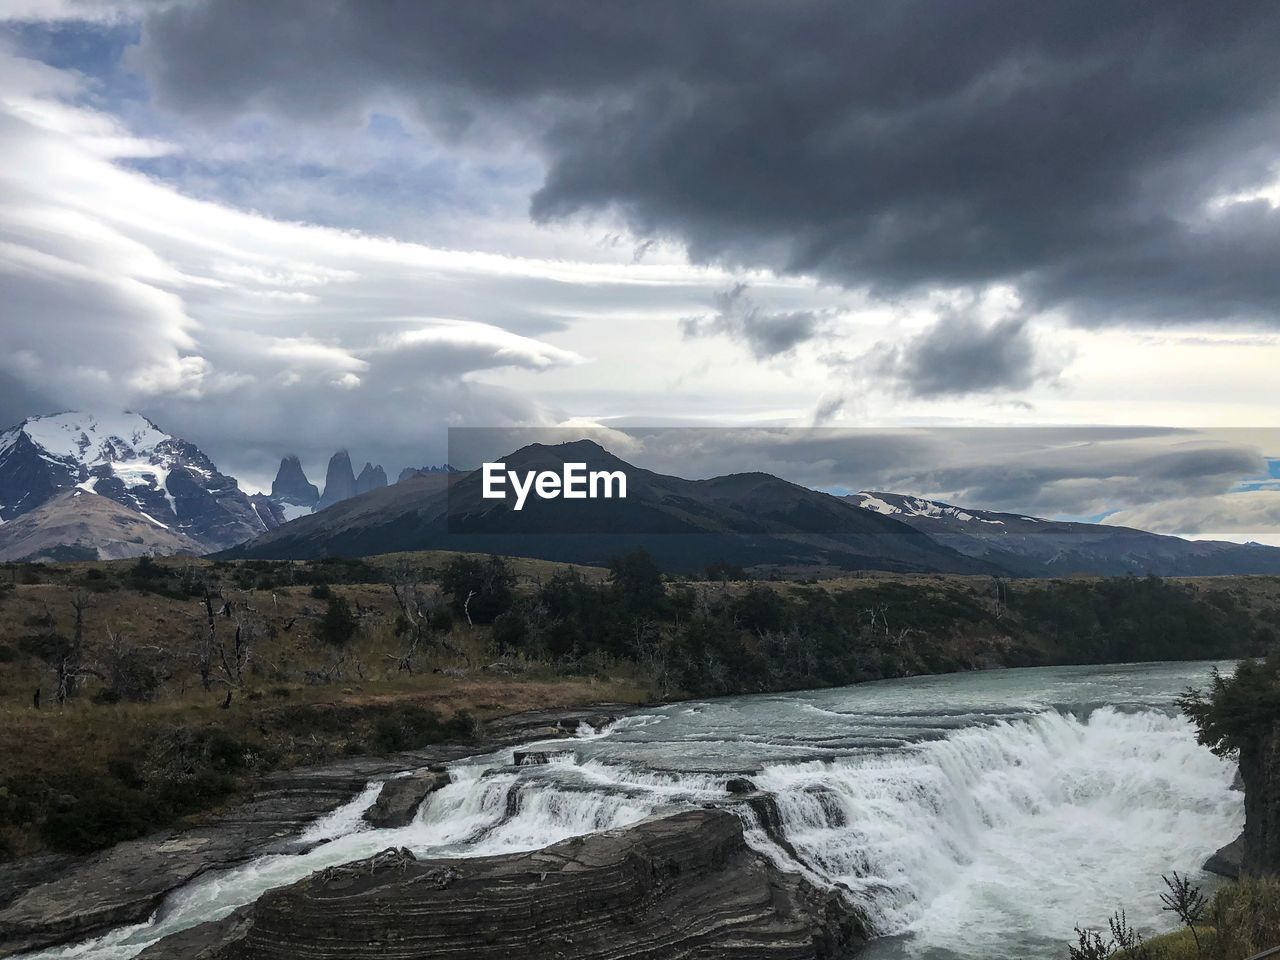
[1179,651,1280,759]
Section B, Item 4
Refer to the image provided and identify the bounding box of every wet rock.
[0,762,390,958]
[363,769,452,828]
[1238,726,1280,875]
[725,777,756,795]
[1205,832,1244,879]
[136,809,866,960]
[0,854,79,912]
[512,749,573,766]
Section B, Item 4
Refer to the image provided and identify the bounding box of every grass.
[1118,878,1280,959]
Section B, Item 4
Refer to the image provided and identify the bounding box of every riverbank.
[0,701,629,957]
[1,662,1245,960]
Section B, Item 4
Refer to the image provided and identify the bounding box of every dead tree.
[219,620,252,687]
[56,592,91,704]
[100,627,169,702]
[191,592,220,691]
[387,562,469,671]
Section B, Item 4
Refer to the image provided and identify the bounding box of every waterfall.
[18,664,1242,960]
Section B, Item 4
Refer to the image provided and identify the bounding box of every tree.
[1179,653,1280,758]
[57,592,91,704]
[319,594,358,647]
[609,548,665,616]
[440,555,515,625]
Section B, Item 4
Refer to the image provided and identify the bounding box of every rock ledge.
[137,808,865,959]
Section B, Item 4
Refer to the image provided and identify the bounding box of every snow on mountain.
[849,491,1005,524]
[845,490,1280,576]
[0,411,273,553]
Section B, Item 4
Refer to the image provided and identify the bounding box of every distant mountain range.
[265,451,452,519]
[4,412,1279,577]
[221,439,993,574]
[845,491,1280,577]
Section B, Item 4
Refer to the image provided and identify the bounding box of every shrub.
[318,594,357,646]
[1179,652,1280,758]
[441,555,515,624]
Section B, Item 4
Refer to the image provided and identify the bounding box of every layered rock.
[136,809,865,960]
[0,490,205,562]
[355,462,388,495]
[269,455,319,507]
[316,450,356,510]
[363,768,451,828]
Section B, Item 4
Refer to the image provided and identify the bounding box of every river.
[22,660,1242,960]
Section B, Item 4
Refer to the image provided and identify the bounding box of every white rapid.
[17,662,1244,960]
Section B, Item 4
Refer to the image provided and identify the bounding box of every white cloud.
[0,47,725,485]
[1103,490,1280,540]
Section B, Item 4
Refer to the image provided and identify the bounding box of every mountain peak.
[316,449,357,509]
[0,409,272,553]
[2,410,172,464]
[355,461,388,495]
[502,438,627,469]
[270,454,319,507]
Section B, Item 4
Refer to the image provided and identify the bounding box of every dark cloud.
[0,372,60,429]
[136,0,1280,325]
[870,309,1064,397]
[680,284,822,359]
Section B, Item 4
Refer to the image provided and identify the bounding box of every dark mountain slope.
[224,440,995,575]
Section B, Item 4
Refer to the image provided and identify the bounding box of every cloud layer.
[136,0,1280,326]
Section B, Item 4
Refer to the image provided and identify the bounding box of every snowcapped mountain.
[846,490,1280,576]
[0,411,278,557]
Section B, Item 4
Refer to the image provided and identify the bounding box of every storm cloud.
[870,309,1065,397]
[135,0,1280,326]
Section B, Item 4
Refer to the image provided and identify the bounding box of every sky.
[0,1,1277,542]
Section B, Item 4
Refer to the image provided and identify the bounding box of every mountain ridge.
[846,490,1280,576]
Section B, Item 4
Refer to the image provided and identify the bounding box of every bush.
[441,555,515,624]
[1179,652,1280,758]
[40,774,151,853]
[318,594,357,646]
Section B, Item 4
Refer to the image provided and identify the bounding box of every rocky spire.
[270,455,319,507]
[316,450,356,510]
[355,462,387,495]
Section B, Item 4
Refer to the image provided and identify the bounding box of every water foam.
[753,707,1241,957]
